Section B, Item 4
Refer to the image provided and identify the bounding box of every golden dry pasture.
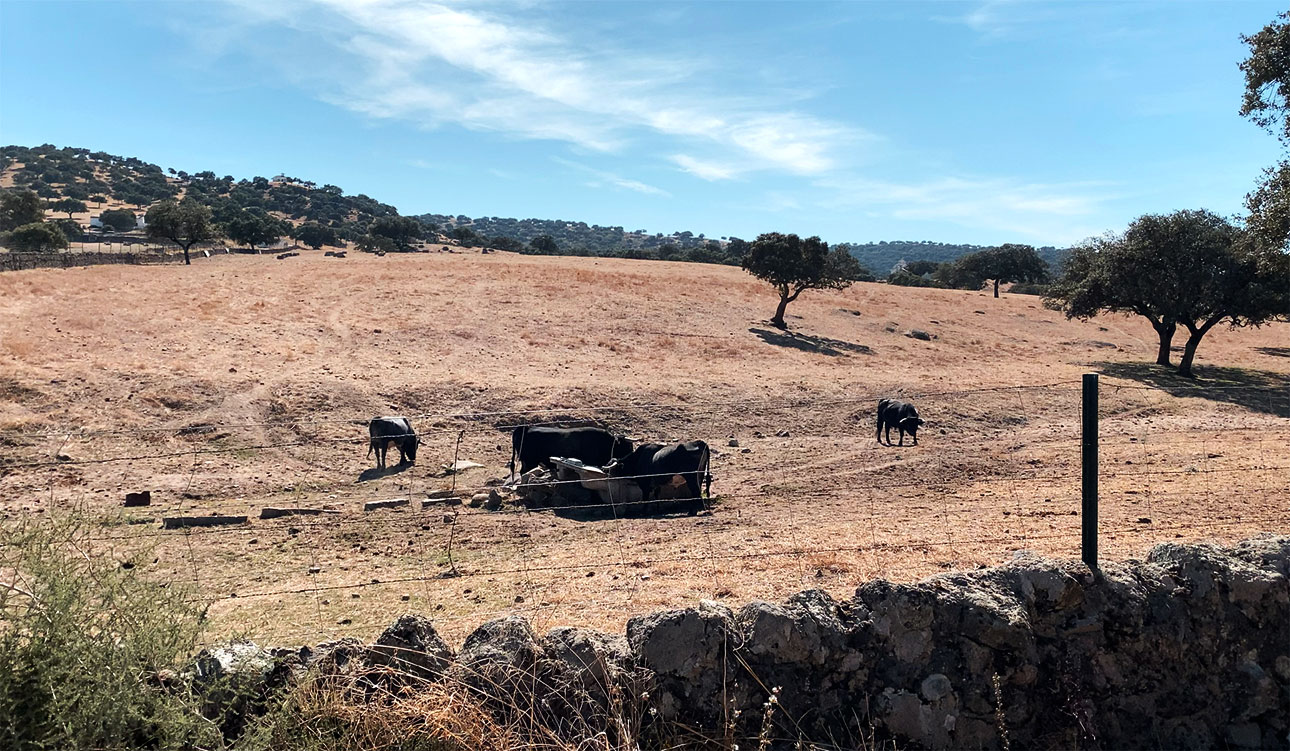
[1,249,1287,646]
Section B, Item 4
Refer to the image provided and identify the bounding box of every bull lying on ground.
[876,399,924,446]
[607,440,711,515]
[510,426,633,475]
[368,416,419,468]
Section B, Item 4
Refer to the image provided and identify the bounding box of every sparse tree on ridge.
[49,198,87,220]
[146,198,215,265]
[742,232,867,329]
[1046,209,1290,377]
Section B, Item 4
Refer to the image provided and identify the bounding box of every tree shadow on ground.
[1254,347,1290,359]
[357,463,412,482]
[749,327,873,357]
[1095,361,1290,418]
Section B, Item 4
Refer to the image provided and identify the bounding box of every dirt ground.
[1,249,1287,647]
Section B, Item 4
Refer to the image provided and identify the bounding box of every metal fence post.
[1082,373,1099,570]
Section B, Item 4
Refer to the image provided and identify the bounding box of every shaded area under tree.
[749,327,873,358]
[1096,361,1290,417]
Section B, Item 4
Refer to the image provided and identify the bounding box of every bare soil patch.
[1,250,1287,646]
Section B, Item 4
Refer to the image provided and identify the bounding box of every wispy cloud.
[938,0,1069,40]
[670,154,740,181]
[553,157,670,198]
[222,0,860,176]
[817,174,1111,242]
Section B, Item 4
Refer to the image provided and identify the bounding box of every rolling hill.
[2,143,1067,273]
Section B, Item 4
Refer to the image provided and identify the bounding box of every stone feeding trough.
[511,457,697,518]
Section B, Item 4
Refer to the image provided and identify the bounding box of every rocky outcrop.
[194,536,1290,749]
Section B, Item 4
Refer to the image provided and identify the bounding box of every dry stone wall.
[203,536,1290,749]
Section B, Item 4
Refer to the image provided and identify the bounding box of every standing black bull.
[368,416,419,468]
[876,399,924,446]
[510,426,633,475]
[608,440,711,515]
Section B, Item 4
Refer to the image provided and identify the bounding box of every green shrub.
[1008,281,1050,296]
[886,269,941,287]
[0,521,220,750]
[3,222,68,252]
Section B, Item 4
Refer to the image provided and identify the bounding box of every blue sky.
[0,0,1283,246]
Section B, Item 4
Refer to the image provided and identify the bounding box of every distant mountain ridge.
[2,143,1066,272]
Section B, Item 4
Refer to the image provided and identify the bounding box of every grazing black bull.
[368,416,419,468]
[608,440,711,515]
[510,426,633,475]
[876,399,924,446]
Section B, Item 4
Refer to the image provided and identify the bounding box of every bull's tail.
[509,426,525,473]
[701,441,712,499]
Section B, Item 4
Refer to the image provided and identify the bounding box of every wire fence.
[2,378,1287,645]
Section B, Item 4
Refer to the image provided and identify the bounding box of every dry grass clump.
[244,676,524,751]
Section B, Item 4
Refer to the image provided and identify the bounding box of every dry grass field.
[1,249,1287,647]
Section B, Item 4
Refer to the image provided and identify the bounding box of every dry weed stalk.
[757,686,781,751]
[992,673,1011,751]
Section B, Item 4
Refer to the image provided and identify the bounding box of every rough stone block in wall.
[194,536,1290,749]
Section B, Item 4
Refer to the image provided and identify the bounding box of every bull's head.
[900,416,925,434]
[405,435,420,463]
[611,435,635,461]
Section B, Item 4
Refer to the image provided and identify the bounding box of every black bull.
[608,440,712,514]
[509,426,633,475]
[876,398,924,446]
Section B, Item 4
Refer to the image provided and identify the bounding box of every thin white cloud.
[671,154,740,181]
[932,0,1068,40]
[817,174,1110,242]
[223,0,862,175]
[552,157,670,198]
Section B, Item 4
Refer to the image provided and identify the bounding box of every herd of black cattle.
[365,399,924,511]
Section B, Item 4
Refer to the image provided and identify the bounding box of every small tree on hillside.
[529,234,558,254]
[52,218,84,242]
[1046,209,1290,376]
[449,226,480,246]
[941,244,1048,296]
[982,244,1049,297]
[292,222,340,249]
[368,216,424,251]
[903,259,943,277]
[742,232,867,329]
[0,189,45,231]
[223,209,287,250]
[146,199,214,265]
[724,237,751,265]
[4,222,68,252]
[99,209,137,232]
[488,236,524,252]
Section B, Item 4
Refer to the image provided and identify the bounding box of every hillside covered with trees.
[1,143,1063,279]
